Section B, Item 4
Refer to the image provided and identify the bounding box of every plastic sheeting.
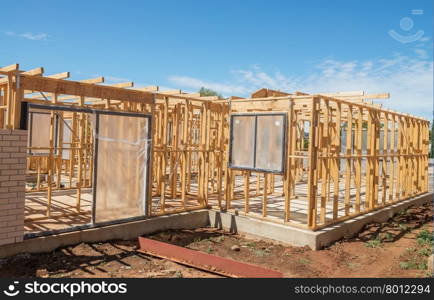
[231,116,256,169]
[230,114,286,173]
[28,111,57,155]
[94,113,150,223]
[61,119,72,160]
[255,115,285,172]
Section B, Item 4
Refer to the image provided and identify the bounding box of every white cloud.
[414,48,428,59]
[168,52,433,119]
[5,31,48,41]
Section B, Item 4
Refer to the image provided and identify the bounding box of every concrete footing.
[0,210,209,258]
[209,192,433,249]
[0,192,432,257]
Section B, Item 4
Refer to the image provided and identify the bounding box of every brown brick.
[11,141,27,147]
[0,226,15,234]
[17,158,26,164]
[7,231,21,238]
[0,153,11,158]
[8,186,24,192]
[10,175,25,181]
[0,130,12,135]
[14,130,28,135]
[0,215,16,222]
[7,219,23,226]
[3,135,19,141]
[0,129,26,247]
[10,164,26,169]
[14,202,25,208]
[10,152,26,158]
[1,181,17,187]
[0,237,15,245]
[1,147,18,152]
[7,208,23,215]
[0,176,10,182]
[0,192,16,198]
[0,203,16,210]
[1,170,18,176]
[0,233,9,239]
[1,158,18,164]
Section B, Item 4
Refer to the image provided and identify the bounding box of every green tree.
[198,87,223,99]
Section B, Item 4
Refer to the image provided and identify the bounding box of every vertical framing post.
[284,98,294,222]
[146,94,156,216]
[244,171,250,213]
[307,96,319,228]
[332,102,341,219]
[320,98,329,224]
[389,115,396,202]
[262,172,268,217]
[381,112,389,205]
[344,104,353,216]
[355,106,363,212]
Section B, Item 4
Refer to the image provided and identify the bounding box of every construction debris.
[137,237,283,278]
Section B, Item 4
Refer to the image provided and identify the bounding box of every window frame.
[27,110,60,156]
[228,112,287,174]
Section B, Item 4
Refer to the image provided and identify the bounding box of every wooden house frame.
[0,64,430,234]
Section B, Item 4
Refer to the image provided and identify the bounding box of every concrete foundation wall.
[0,129,27,246]
[209,192,433,249]
[0,191,431,257]
[0,210,210,258]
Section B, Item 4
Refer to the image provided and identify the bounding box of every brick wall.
[0,129,27,246]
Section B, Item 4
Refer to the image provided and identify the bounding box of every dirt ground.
[0,203,432,278]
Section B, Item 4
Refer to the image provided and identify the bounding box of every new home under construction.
[0,63,431,255]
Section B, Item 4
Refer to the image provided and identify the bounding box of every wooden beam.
[133,86,159,92]
[179,93,200,98]
[32,82,134,101]
[321,92,390,100]
[47,72,70,79]
[80,76,104,84]
[196,96,219,100]
[0,64,19,71]
[19,75,154,104]
[159,89,182,95]
[251,88,291,98]
[107,82,134,88]
[21,67,44,76]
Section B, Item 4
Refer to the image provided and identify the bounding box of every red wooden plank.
[137,237,283,278]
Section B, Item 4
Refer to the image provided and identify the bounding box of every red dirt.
[0,203,432,278]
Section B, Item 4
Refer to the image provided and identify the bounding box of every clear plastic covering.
[255,115,285,172]
[231,115,256,169]
[28,110,56,155]
[230,114,286,172]
[61,119,72,160]
[94,113,150,223]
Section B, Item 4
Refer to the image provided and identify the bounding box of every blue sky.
[1,0,432,118]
